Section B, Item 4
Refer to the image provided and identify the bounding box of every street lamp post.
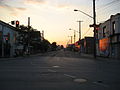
[93,0,96,58]
[74,0,97,58]
[74,9,93,19]
[68,36,73,44]
[69,28,76,44]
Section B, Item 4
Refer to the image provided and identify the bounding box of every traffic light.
[11,21,15,25]
[16,21,19,27]
[5,37,8,41]
[96,27,99,30]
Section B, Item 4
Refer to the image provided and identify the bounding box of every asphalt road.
[0,50,120,90]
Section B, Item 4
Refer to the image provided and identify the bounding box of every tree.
[51,42,57,51]
[40,39,51,53]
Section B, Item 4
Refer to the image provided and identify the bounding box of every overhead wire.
[82,27,92,38]
[97,0,120,11]
[96,0,120,22]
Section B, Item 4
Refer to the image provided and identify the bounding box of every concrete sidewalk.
[0,51,58,61]
[79,53,119,61]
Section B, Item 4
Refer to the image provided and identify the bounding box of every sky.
[0,0,120,46]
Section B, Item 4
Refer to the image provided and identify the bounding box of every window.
[112,21,115,35]
[103,26,106,37]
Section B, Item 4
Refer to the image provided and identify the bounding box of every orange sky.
[0,0,120,47]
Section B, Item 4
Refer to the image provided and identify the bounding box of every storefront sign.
[99,38,109,51]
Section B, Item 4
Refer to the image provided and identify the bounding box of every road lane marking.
[48,69,57,73]
[93,82,109,88]
[74,78,87,83]
[64,74,76,78]
[52,66,60,68]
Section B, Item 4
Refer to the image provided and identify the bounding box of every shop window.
[103,26,106,37]
[112,21,115,35]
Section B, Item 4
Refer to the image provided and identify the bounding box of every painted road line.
[74,78,87,83]
[52,66,60,68]
[48,69,57,73]
[64,74,76,78]
[93,82,109,88]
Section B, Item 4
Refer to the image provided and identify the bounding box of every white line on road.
[74,78,87,83]
[48,69,57,73]
[93,82,109,88]
[64,74,76,78]
[52,66,60,68]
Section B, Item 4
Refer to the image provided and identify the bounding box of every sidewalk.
[79,53,120,61]
[0,51,57,61]
[79,53,94,58]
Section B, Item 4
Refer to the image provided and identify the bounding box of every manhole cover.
[97,80,103,83]
[74,78,87,83]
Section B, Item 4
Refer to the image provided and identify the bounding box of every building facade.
[0,20,42,57]
[84,37,94,54]
[0,20,18,57]
[97,13,120,59]
[74,37,94,54]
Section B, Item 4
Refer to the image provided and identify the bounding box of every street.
[0,50,120,90]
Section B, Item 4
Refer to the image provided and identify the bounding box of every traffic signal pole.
[93,0,96,58]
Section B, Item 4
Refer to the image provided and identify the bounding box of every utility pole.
[77,21,83,40]
[93,0,96,58]
[68,36,73,44]
[42,30,44,39]
[74,30,76,44]
[2,26,4,57]
[70,36,72,44]
[28,17,30,54]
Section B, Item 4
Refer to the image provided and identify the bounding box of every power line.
[102,0,120,6]
[97,1,120,18]
[82,27,91,38]
[96,0,120,21]
[97,0,120,11]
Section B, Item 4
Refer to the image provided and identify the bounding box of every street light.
[74,0,97,58]
[69,28,76,44]
[68,36,73,44]
[69,28,81,42]
[69,28,79,33]
[74,9,93,19]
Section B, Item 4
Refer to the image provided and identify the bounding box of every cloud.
[10,7,27,16]
[0,0,26,16]
[15,7,26,11]
[57,4,70,9]
[25,0,47,5]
